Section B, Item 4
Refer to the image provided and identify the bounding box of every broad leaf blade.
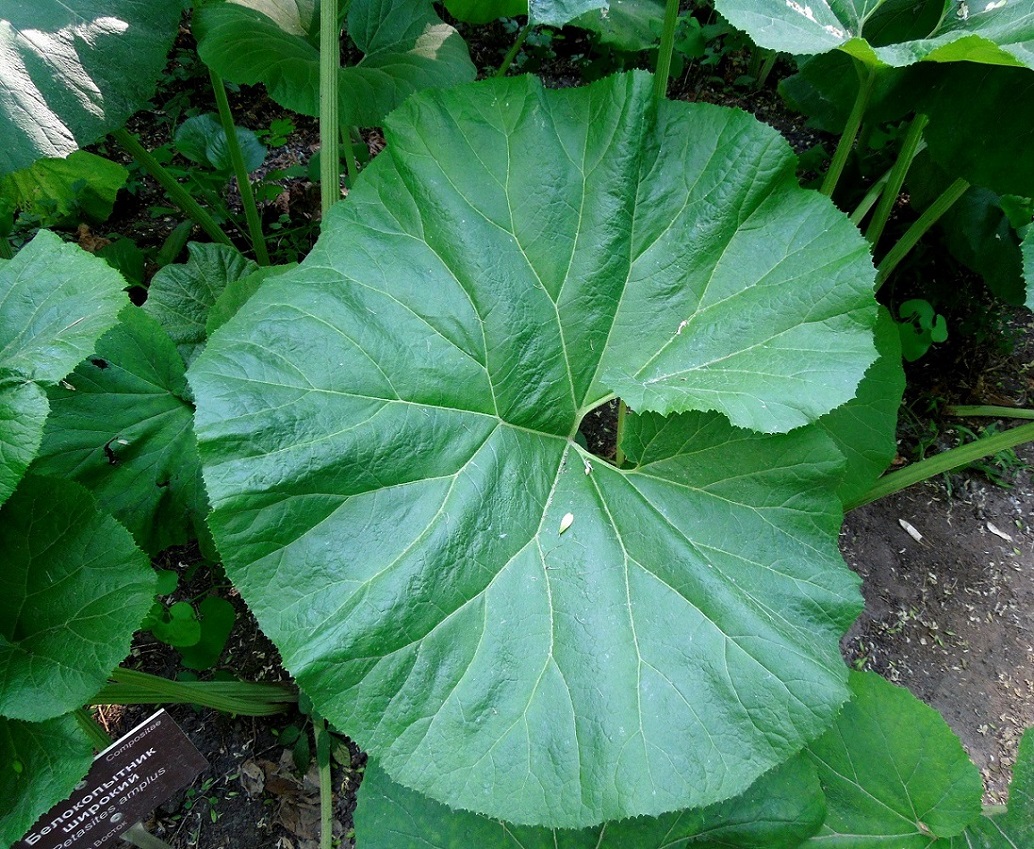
[0,379,48,512]
[0,0,181,174]
[805,671,984,846]
[0,715,93,848]
[943,726,1033,847]
[0,151,128,225]
[822,307,905,509]
[443,0,525,24]
[355,753,825,848]
[144,242,258,367]
[919,63,1034,198]
[195,0,476,128]
[0,475,154,721]
[190,72,874,827]
[529,0,607,28]
[34,307,207,555]
[0,230,127,385]
[0,230,127,506]
[713,0,1034,69]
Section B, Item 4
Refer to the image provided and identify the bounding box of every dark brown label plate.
[17,709,208,849]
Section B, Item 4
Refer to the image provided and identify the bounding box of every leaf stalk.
[320,0,341,216]
[653,0,681,105]
[74,707,112,749]
[112,128,234,247]
[820,62,875,198]
[865,113,928,247]
[208,69,271,265]
[875,176,969,289]
[495,25,531,78]
[92,667,297,716]
[847,421,1034,510]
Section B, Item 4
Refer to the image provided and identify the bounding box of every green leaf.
[0,0,181,174]
[144,242,258,367]
[355,754,825,848]
[529,0,607,28]
[149,600,202,648]
[822,307,905,509]
[178,595,236,670]
[778,52,924,134]
[205,263,298,337]
[190,72,876,826]
[573,0,666,53]
[194,0,476,128]
[908,152,1026,305]
[174,113,267,174]
[0,151,129,226]
[713,0,1034,69]
[941,726,1033,848]
[0,475,154,721]
[443,0,525,25]
[0,714,93,848]
[919,63,1034,198]
[0,230,127,507]
[33,307,207,555]
[0,380,49,515]
[805,671,984,846]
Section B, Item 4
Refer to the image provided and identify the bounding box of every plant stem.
[850,171,890,226]
[654,0,681,105]
[320,0,341,216]
[91,668,297,716]
[875,176,969,289]
[614,400,627,467]
[755,50,779,89]
[120,823,175,849]
[0,237,12,259]
[846,421,1034,510]
[495,25,530,78]
[112,129,233,247]
[314,716,333,849]
[74,707,112,749]
[208,69,270,265]
[865,113,928,247]
[947,405,1034,420]
[820,62,875,198]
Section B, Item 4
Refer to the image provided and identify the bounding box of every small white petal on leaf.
[559,512,574,535]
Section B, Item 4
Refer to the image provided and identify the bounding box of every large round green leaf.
[194,0,475,128]
[821,306,905,509]
[189,72,876,826]
[0,715,93,848]
[0,0,181,175]
[714,0,1034,69]
[944,727,1033,848]
[34,307,206,555]
[805,671,984,846]
[918,63,1034,197]
[355,753,825,848]
[0,475,154,721]
[0,230,127,508]
[144,242,258,368]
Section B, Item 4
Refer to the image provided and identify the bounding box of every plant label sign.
[16,710,208,849]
